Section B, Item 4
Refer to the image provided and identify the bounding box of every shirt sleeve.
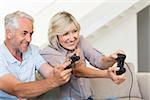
[35,53,47,70]
[79,36,105,69]
[40,46,66,67]
[31,45,47,70]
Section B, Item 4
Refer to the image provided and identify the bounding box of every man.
[0,11,72,100]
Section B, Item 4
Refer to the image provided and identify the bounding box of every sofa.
[33,63,149,100]
[90,63,150,100]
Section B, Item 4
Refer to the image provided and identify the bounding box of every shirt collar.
[2,42,18,64]
[55,43,68,56]
[22,45,32,60]
[2,42,31,64]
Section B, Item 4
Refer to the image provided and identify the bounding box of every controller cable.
[125,62,133,100]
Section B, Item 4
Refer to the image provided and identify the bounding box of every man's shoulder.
[0,42,5,52]
[26,44,40,55]
[29,44,39,50]
[0,43,8,58]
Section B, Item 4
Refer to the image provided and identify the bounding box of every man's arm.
[0,63,71,99]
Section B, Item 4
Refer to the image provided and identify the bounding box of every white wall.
[0,0,104,46]
[32,0,140,47]
[87,14,138,72]
[0,0,55,45]
[0,1,138,72]
[32,1,102,46]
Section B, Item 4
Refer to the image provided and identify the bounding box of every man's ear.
[6,29,13,39]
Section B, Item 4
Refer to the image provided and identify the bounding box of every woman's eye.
[74,30,77,33]
[63,32,69,36]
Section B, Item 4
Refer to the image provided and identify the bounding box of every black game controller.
[116,54,126,75]
[65,54,80,70]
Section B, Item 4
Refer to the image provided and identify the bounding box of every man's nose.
[25,34,32,42]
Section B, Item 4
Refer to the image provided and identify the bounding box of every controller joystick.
[70,54,80,64]
[116,54,126,75]
[65,54,80,69]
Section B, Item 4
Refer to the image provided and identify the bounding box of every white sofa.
[90,63,150,100]
[33,63,150,100]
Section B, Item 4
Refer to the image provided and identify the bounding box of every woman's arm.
[72,63,125,85]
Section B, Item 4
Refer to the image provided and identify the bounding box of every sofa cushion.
[137,73,150,100]
[90,63,143,100]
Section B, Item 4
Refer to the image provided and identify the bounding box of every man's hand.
[52,61,72,86]
[107,63,126,85]
[0,62,72,99]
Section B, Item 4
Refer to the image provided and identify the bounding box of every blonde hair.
[48,11,80,50]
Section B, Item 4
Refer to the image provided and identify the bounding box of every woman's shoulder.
[79,35,89,43]
[40,44,62,56]
[78,35,90,47]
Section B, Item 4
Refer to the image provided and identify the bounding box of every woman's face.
[58,22,79,51]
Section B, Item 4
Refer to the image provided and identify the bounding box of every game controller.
[116,54,126,75]
[65,54,80,69]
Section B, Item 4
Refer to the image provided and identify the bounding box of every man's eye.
[30,32,33,36]
[23,32,27,36]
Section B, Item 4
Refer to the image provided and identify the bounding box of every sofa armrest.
[90,63,142,100]
[137,73,150,100]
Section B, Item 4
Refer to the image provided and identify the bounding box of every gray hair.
[48,11,80,50]
[4,11,34,31]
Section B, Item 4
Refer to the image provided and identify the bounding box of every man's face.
[9,18,33,53]
[58,22,79,51]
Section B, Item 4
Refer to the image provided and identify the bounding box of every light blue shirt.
[0,43,46,100]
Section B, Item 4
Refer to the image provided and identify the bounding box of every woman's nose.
[68,33,75,41]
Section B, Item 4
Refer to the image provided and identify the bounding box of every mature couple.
[0,11,126,100]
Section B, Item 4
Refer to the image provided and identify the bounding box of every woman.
[40,11,125,100]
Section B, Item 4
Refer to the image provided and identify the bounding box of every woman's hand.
[107,63,126,85]
[100,50,126,68]
[109,50,126,60]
